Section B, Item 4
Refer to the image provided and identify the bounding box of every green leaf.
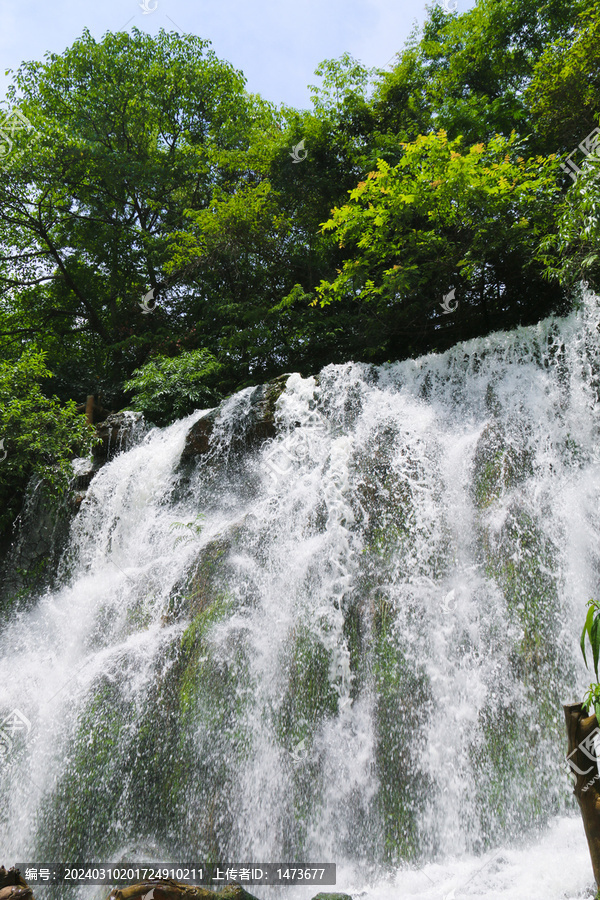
[581,601,596,668]
[591,613,600,681]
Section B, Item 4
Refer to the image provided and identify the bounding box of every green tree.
[315,131,563,359]
[0,350,97,542]
[123,348,222,426]
[526,2,600,153]
[0,27,259,404]
[372,0,587,154]
[0,31,372,404]
[0,11,588,430]
[537,150,600,293]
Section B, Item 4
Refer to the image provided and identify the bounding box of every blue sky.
[0,0,472,110]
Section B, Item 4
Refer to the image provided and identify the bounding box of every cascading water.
[3,294,600,898]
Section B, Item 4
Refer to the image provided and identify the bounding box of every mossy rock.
[180,374,291,463]
[472,490,577,838]
[1,475,74,606]
[349,429,442,860]
[371,603,432,862]
[33,678,133,860]
[177,594,239,720]
[260,372,292,423]
[216,885,263,900]
[271,625,352,857]
[274,624,341,842]
[341,599,367,696]
[166,593,253,857]
[277,627,339,736]
[165,533,234,624]
[471,423,533,510]
[477,499,571,690]
[355,424,450,583]
[33,589,247,862]
[311,894,353,900]
[469,699,566,846]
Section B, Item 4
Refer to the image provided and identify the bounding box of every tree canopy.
[0,0,598,541]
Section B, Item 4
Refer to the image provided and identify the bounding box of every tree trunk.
[564,702,600,886]
[85,394,95,425]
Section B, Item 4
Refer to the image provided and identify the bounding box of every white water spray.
[2,296,600,898]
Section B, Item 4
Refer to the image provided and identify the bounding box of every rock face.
[180,407,219,459]
[1,375,291,611]
[180,375,290,463]
[94,411,145,463]
[0,474,74,604]
[0,411,145,610]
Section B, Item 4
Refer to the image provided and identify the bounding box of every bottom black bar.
[14,863,336,886]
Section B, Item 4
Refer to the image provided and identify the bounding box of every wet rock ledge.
[180,374,290,462]
[1,374,294,609]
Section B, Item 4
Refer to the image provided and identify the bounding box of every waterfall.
[3,293,600,898]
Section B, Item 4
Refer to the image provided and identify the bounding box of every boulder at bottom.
[311,894,353,900]
[0,867,33,900]
[109,881,262,900]
[0,889,33,900]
